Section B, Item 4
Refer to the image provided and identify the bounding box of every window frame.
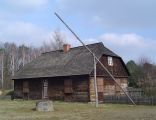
[108,56,113,66]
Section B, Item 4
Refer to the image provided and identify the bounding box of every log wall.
[29,80,42,99]
[89,77,128,102]
[72,76,89,102]
[48,76,89,102]
[48,78,64,100]
[14,76,127,101]
[89,77,96,102]
[14,79,42,99]
[103,77,128,96]
[13,75,89,101]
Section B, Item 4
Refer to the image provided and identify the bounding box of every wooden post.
[42,80,48,99]
[1,51,3,89]
[93,54,98,107]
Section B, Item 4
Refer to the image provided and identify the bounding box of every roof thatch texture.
[13,42,119,79]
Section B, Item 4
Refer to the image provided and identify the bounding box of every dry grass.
[0,100,156,120]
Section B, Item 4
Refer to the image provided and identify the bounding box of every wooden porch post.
[42,80,48,99]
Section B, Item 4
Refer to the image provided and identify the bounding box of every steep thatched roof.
[13,42,119,79]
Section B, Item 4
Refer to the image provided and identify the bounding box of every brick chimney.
[63,44,71,53]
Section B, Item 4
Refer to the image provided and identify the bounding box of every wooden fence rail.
[103,95,156,105]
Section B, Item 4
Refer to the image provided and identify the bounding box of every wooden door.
[42,80,48,99]
[64,79,73,101]
[23,80,29,100]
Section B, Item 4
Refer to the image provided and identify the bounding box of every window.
[108,56,113,66]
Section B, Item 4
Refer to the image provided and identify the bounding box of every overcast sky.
[0,0,156,63]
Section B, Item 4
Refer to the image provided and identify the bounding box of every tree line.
[0,31,65,89]
[126,57,156,97]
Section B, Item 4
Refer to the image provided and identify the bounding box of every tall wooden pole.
[12,55,15,89]
[55,12,136,105]
[1,51,4,89]
[93,54,98,107]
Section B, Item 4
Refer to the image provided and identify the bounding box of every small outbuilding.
[12,42,129,102]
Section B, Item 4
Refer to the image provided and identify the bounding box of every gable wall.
[94,55,129,77]
[89,55,129,102]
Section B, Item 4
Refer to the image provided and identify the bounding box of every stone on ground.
[36,100,54,112]
[0,91,2,96]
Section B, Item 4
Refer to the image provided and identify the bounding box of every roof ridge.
[42,42,103,55]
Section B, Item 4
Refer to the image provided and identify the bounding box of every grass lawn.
[0,100,156,120]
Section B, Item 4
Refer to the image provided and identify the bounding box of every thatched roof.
[13,42,120,79]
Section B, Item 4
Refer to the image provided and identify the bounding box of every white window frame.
[108,56,113,66]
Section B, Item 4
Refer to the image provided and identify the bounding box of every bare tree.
[9,43,17,76]
[18,44,30,67]
[27,47,41,61]
[41,42,52,53]
[50,30,65,50]
[40,30,66,53]
[22,45,26,66]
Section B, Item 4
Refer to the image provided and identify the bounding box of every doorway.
[23,80,29,100]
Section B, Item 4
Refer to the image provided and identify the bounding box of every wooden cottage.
[12,42,129,102]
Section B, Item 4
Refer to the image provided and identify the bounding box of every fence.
[103,95,156,105]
